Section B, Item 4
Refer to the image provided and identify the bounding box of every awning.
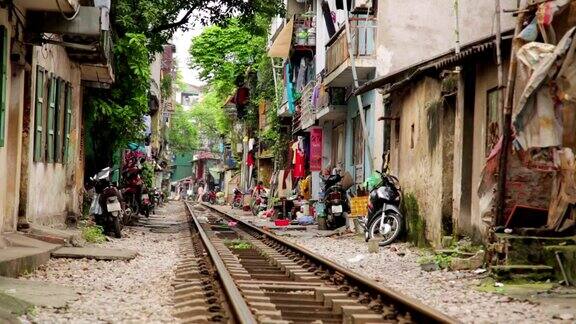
[268,19,294,58]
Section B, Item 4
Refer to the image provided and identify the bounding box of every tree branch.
[149,7,197,33]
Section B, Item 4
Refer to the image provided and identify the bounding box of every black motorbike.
[360,170,403,246]
[89,168,124,238]
[321,172,350,229]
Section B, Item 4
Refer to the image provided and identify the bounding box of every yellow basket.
[349,196,369,218]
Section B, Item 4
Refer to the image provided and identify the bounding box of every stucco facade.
[0,9,20,234]
[22,44,84,226]
[0,2,107,234]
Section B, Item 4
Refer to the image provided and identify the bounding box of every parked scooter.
[202,188,217,204]
[88,167,124,238]
[122,156,144,218]
[321,169,350,229]
[140,187,153,217]
[251,192,268,216]
[360,165,403,246]
[231,187,243,209]
[251,182,268,215]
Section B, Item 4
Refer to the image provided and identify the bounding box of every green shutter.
[63,83,72,163]
[46,75,56,163]
[54,78,64,163]
[0,26,7,147]
[33,66,45,162]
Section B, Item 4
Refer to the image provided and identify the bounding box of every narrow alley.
[1,0,576,323]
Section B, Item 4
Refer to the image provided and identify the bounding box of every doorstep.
[51,247,139,261]
[0,233,61,278]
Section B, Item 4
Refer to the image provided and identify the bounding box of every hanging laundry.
[321,1,336,37]
[285,61,296,114]
[296,58,307,92]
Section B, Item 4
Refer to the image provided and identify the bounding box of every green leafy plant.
[418,253,453,269]
[225,239,252,249]
[82,225,106,244]
[142,161,155,188]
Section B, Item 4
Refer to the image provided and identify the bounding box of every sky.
[172,22,204,86]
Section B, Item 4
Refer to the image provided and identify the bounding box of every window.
[410,123,415,149]
[352,115,364,166]
[0,26,7,147]
[46,75,57,163]
[486,88,501,156]
[383,100,392,155]
[331,123,345,169]
[54,78,64,163]
[63,83,72,163]
[34,66,45,161]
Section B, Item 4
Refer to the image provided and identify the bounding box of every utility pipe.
[496,11,526,226]
[343,0,374,173]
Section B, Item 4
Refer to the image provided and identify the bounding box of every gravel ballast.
[283,235,564,324]
[20,202,187,324]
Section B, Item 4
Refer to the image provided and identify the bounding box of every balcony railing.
[292,81,316,133]
[325,18,376,76]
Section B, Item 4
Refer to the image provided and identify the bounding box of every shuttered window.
[0,26,7,147]
[54,78,64,163]
[33,66,45,161]
[46,75,56,163]
[63,83,72,163]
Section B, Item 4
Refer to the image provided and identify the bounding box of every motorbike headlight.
[376,187,392,200]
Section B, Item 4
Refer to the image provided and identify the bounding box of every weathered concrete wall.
[389,77,455,245]
[0,9,20,233]
[470,58,500,238]
[24,44,83,226]
[375,0,521,77]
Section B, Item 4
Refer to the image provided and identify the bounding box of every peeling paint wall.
[389,77,454,245]
[0,10,20,233]
[24,44,83,226]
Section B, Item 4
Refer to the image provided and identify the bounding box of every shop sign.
[310,127,323,171]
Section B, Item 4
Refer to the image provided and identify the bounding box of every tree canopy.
[113,0,283,52]
[189,18,267,95]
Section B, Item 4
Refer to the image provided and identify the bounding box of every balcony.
[26,4,115,87]
[324,18,376,87]
[292,81,316,133]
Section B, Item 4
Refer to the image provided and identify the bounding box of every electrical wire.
[55,0,80,21]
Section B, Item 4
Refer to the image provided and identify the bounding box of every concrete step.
[0,233,60,277]
[491,264,555,281]
[51,247,138,261]
[495,234,576,265]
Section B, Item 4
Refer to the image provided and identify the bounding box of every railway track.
[174,202,457,324]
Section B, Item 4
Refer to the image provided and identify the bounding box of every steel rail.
[184,203,257,324]
[203,203,458,324]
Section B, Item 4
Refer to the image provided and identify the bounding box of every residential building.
[0,0,113,235]
[354,0,572,245]
[177,83,203,109]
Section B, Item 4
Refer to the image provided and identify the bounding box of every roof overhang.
[267,18,294,58]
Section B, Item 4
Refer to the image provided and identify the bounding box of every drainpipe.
[343,0,374,173]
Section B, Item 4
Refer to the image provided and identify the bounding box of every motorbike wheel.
[112,217,122,238]
[368,210,403,246]
[210,198,216,205]
[144,208,150,218]
[251,203,258,216]
[123,209,133,226]
[325,213,347,230]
